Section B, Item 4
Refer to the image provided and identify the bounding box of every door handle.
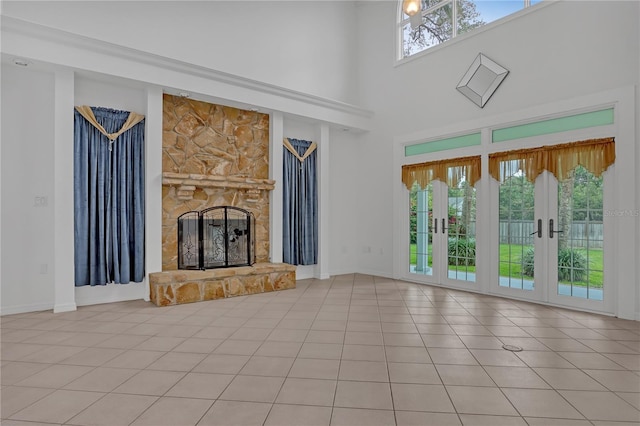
[442,218,448,234]
[549,219,564,238]
[434,218,437,234]
[530,219,542,238]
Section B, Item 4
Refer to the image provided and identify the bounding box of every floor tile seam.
[87,389,170,426]
[420,364,465,422]
[0,384,58,420]
[599,352,640,371]
[557,350,634,371]
[559,388,640,421]
[26,363,112,391]
[451,337,555,402]
[278,278,346,378]
[36,388,132,425]
[259,284,328,339]
[188,398,217,426]
[578,339,640,354]
[127,394,219,426]
[518,386,593,421]
[400,288,473,424]
[91,336,155,350]
[548,366,639,393]
[330,274,355,423]
[158,361,239,402]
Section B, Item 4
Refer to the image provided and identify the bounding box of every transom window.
[399,0,542,60]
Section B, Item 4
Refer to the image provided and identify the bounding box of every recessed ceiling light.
[13,58,30,67]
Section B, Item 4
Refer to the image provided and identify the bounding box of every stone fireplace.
[149,94,295,306]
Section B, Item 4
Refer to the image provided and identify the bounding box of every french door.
[493,165,611,312]
[410,179,477,289]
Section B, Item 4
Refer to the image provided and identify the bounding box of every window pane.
[456,0,488,36]
[401,0,538,59]
[447,182,476,282]
[410,183,433,276]
[402,23,430,57]
[403,2,453,56]
[498,170,536,291]
[471,1,523,24]
[556,166,604,301]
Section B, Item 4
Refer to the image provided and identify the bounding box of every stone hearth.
[150,263,295,307]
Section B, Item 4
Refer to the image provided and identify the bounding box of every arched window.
[398,0,543,61]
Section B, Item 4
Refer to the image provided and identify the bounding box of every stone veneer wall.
[162,94,270,270]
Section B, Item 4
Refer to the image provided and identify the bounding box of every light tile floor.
[2,274,640,425]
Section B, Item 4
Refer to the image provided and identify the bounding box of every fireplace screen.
[177,206,256,270]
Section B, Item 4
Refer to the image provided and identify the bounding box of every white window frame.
[397,0,542,63]
[392,86,636,319]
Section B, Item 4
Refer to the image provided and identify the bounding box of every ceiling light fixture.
[402,0,423,29]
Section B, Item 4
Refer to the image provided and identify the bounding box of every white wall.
[354,1,639,272]
[0,68,159,314]
[327,128,359,276]
[354,0,639,318]
[75,76,147,114]
[637,1,640,321]
[1,64,56,314]
[1,0,368,313]
[358,1,639,131]
[1,0,360,105]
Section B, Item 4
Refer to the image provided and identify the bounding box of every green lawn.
[410,243,603,287]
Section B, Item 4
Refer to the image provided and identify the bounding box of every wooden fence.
[499,221,603,248]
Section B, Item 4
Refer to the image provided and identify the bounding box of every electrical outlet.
[34,196,48,207]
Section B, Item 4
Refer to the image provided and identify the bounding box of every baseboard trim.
[74,281,147,307]
[0,302,54,316]
[355,268,394,280]
[53,302,77,313]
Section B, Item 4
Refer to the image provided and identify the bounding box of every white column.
[53,69,76,313]
[613,88,637,320]
[144,86,163,300]
[317,124,330,279]
[477,127,492,294]
[269,111,284,263]
[416,189,429,272]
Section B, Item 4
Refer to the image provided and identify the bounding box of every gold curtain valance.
[401,155,481,190]
[283,138,317,162]
[75,105,145,142]
[488,137,615,183]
